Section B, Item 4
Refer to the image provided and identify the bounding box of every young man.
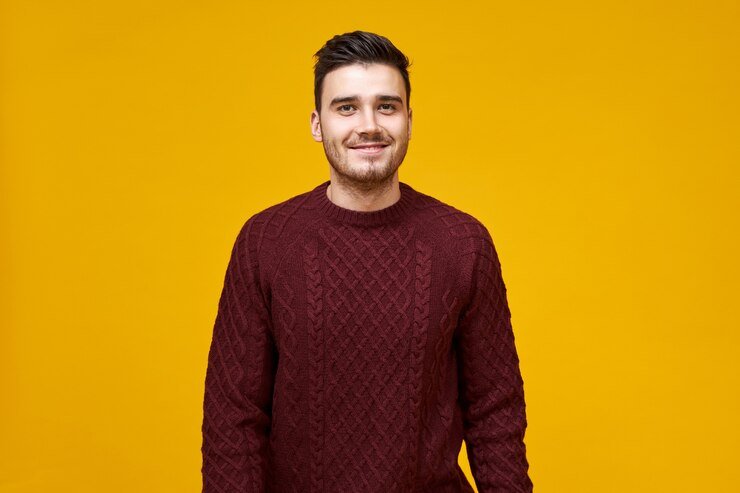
[201,31,533,493]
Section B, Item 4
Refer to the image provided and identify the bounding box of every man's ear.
[407,107,412,140]
[310,110,322,142]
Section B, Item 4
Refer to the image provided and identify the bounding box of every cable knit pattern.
[202,180,533,493]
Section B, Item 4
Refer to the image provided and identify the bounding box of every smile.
[350,145,388,154]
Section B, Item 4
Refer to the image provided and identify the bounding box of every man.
[201,30,533,492]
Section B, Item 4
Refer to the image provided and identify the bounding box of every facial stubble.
[322,136,409,187]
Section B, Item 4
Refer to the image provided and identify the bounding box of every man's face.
[310,63,412,186]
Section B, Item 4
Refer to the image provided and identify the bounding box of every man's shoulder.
[235,186,318,252]
[410,186,492,246]
[250,187,315,223]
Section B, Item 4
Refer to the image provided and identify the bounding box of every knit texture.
[201,180,533,493]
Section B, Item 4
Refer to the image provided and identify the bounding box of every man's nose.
[357,107,382,135]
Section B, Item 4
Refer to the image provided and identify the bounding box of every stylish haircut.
[313,31,412,113]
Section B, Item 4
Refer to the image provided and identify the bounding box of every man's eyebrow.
[330,96,359,106]
[378,95,404,104]
[329,94,404,106]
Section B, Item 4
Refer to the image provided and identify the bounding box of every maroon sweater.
[201,180,533,492]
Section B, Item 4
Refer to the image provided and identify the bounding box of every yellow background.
[2,1,738,491]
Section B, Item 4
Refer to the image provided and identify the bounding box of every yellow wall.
[2,1,738,491]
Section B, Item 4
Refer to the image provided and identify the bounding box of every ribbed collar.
[311,179,416,227]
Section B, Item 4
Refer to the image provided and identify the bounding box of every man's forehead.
[322,63,406,103]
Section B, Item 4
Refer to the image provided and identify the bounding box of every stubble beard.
[323,138,409,189]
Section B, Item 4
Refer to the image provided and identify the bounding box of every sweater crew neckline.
[313,180,416,227]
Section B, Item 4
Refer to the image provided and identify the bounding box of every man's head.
[310,31,413,187]
[313,31,411,114]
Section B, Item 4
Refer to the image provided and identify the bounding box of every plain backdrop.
[1,1,738,491]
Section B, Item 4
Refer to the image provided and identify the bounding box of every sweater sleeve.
[201,218,276,493]
[455,226,533,492]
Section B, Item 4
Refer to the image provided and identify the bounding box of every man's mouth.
[350,144,389,154]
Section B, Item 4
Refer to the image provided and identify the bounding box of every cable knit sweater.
[201,180,533,493]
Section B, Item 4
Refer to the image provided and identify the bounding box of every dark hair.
[313,31,412,113]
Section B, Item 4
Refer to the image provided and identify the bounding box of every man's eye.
[338,105,354,112]
[380,104,396,111]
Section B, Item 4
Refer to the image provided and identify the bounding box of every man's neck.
[326,174,401,212]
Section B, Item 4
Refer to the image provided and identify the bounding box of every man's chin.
[331,163,398,185]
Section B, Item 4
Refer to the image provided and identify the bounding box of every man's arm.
[201,217,276,493]
[455,225,533,492]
